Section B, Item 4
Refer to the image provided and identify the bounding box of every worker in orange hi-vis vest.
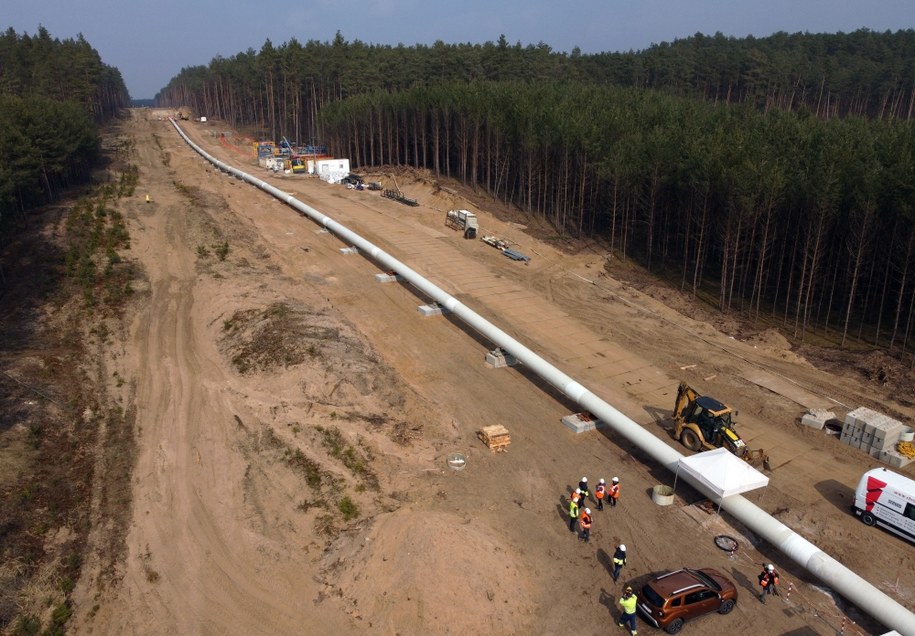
[608,476,621,508]
[758,564,780,603]
[579,508,592,543]
[595,478,606,511]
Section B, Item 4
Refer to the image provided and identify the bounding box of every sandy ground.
[70,111,915,636]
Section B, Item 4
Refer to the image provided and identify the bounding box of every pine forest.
[0,27,130,221]
[151,30,915,353]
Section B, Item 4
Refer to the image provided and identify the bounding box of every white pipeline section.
[169,120,915,636]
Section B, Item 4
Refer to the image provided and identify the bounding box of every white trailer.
[314,159,350,183]
[445,209,479,239]
[852,467,915,544]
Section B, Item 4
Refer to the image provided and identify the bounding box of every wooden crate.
[478,425,511,452]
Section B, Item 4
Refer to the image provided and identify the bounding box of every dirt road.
[73,111,914,635]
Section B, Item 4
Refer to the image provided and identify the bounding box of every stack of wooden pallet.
[478,425,511,452]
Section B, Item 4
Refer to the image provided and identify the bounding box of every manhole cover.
[714,535,739,552]
[447,453,467,471]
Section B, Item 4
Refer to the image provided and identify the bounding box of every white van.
[852,467,915,544]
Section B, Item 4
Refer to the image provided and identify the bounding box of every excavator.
[673,382,770,470]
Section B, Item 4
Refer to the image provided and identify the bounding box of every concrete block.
[485,348,519,368]
[418,303,447,317]
[375,273,402,283]
[802,409,836,431]
[846,406,881,428]
[872,424,905,451]
[801,414,826,430]
[339,246,358,255]
[561,412,606,434]
[844,419,864,437]
[880,449,915,469]
[841,420,856,439]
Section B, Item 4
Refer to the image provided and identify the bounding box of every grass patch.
[221,303,337,375]
[338,496,359,521]
[315,425,379,490]
[284,448,325,490]
[61,187,136,312]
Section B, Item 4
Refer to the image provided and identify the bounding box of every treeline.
[0,27,129,122]
[158,29,915,142]
[320,82,915,351]
[0,27,129,222]
[581,29,915,119]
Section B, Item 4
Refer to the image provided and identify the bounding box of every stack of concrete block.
[841,407,913,468]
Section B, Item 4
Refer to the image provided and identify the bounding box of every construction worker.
[608,476,621,508]
[579,508,592,542]
[578,477,590,505]
[612,544,627,582]
[758,563,780,603]
[617,586,638,635]
[568,493,580,532]
[570,488,582,514]
[595,478,606,511]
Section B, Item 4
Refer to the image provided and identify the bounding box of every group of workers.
[566,474,781,634]
[567,477,636,632]
[568,476,620,541]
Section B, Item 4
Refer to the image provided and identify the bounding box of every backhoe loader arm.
[674,382,698,419]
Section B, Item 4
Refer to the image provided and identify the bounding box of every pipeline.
[169,120,915,636]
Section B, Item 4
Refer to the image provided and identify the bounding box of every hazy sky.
[7,0,915,99]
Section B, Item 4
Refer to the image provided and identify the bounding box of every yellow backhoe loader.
[673,382,770,469]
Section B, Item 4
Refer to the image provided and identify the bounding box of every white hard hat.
[612,476,619,482]
[584,508,591,514]
[619,544,626,551]
[766,564,775,572]
[581,477,588,482]
[575,488,581,494]
[599,478,605,484]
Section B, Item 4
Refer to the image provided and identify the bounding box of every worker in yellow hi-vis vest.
[568,495,579,533]
[617,586,638,635]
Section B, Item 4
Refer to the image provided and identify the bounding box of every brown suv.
[636,567,738,633]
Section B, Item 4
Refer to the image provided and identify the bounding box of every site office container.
[853,467,915,544]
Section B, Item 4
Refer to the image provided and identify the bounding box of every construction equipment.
[673,382,769,468]
[445,209,479,238]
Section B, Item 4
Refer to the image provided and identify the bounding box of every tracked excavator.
[673,382,770,470]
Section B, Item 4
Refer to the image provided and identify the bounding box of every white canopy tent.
[674,448,769,511]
